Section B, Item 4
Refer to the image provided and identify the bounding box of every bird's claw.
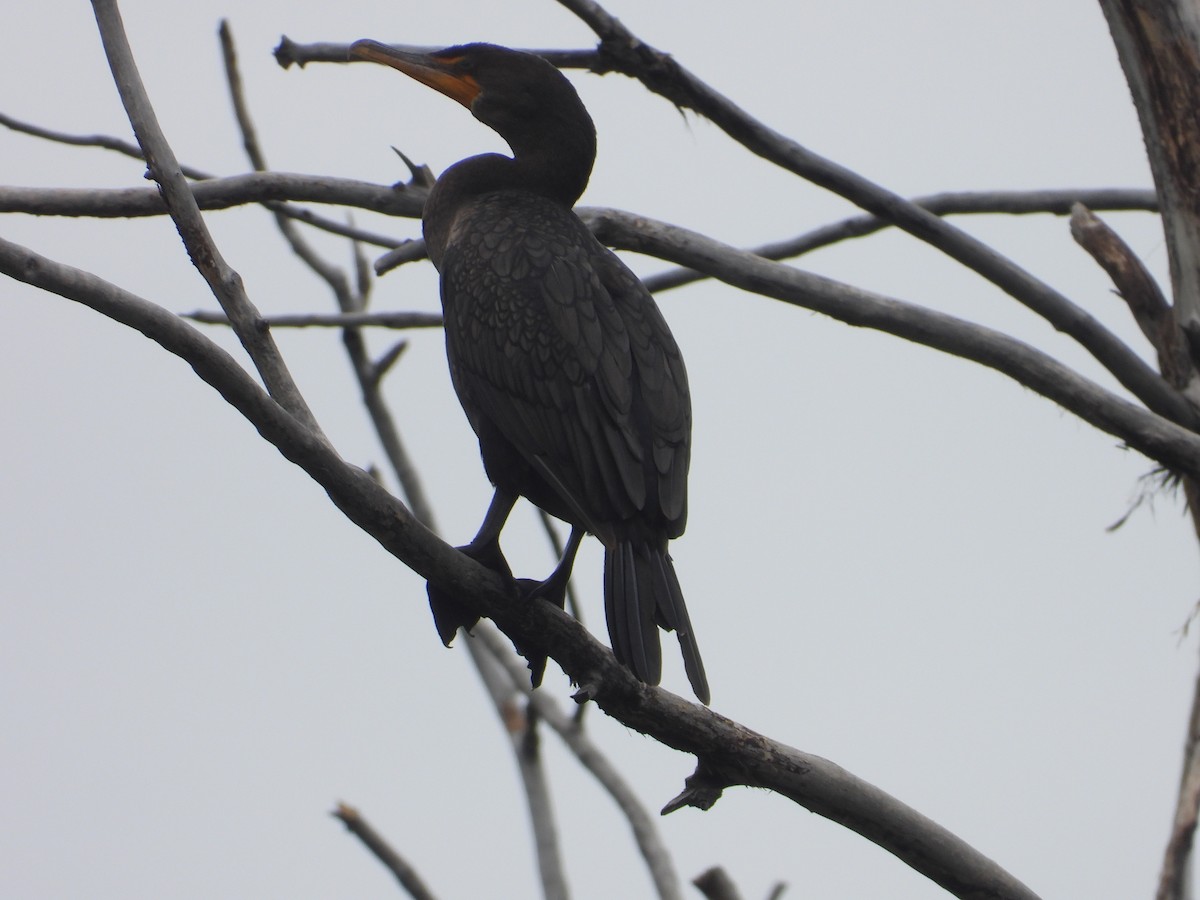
[426,539,514,646]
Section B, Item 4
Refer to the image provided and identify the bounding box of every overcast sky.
[3,2,1197,898]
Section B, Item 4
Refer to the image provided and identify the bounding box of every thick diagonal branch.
[0,231,1038,900]
[583,208,1200,480]
[90,0,320,430]
[552,0,1198,431]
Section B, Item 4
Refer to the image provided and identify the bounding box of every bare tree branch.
[332,803,440,900]
[541,1,1199,433]
[8,14,1171,900]
[468,639,571,900]
[277,35,596,72]
[290,31,1197,433]
[0,172,425,219]
[220,26,583,893]
[370,188,1160,281]
[646,188,1160,294]
[0,109,212,180]
[1070,202,1197,396]
[585,207,1200,476]
[475,625,683,900]
[219,20,268,171]
[1098,0,1200,370]
[372,339,409,383]
[693,867,743,900]
[214,15,440,546]
[0,216,1041,900]
[184,310,443,329]
[1069,208,1200,900]
[90,0,322,432]
[376,238,430,275]
[1159,641,1200,900]
[1,109,411,247]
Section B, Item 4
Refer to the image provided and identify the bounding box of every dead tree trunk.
[1098,4,1200,897]
[1100,0,1200,389]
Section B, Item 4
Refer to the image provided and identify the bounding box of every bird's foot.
[426,538,514,646]
[517,565,570,610]
[512,568,573,689]
[510,578,553,688]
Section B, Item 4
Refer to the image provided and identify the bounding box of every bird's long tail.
[603,541,709,704]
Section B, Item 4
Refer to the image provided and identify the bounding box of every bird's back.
[436,190,691,546]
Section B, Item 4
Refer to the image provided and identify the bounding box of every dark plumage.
[350,40,709,704]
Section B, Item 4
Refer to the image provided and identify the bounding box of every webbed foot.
[427,537,513,646]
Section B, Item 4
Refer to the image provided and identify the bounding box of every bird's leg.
[426,488,519,646]
[521,525,584,611]
[461,488,519,575]
[516,525,585,688]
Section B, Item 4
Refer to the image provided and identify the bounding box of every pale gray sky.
[2,2,1195,898]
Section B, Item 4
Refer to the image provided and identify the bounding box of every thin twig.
[276,35,597,71]
[474,625,683,900]
[467,638,571,900]
[0,110,407,247]
[1070,202,1195,393]
[693,867,743,900]
[519,705,570,900]
[220,21,267,171]
[645,188,1160,294]
[372,341,410,384]
[1157,642,1200,900]
[352,219,375,301]
[376,238,430,275]
[216,18,434,523]
[0,109,212,180]
[0,173,425,220]
[332,803,440,900]
[183,309,442,329]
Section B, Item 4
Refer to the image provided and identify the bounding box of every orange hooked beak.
[350,40,482,109]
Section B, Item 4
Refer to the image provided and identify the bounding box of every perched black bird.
[351,40,709,704]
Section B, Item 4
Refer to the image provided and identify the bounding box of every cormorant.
[350,40,709,704]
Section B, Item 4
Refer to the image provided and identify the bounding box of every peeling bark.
[1099,0,1200,363]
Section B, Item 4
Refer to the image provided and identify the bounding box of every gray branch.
[0,110,409,247]
[184,310,443,329]
[474,625,683,900]
[90,0,320,432]
[644,188,1160,294]
[468,639,571,900]
[332,803,440,900]
[584,207,1200,480]
[0,171,425,220]
[552,0,1198,432]
[0,229,1040,900]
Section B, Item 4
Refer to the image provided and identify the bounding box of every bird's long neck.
[423,120,596,269]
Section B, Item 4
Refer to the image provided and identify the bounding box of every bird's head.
[349,41,593,152]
